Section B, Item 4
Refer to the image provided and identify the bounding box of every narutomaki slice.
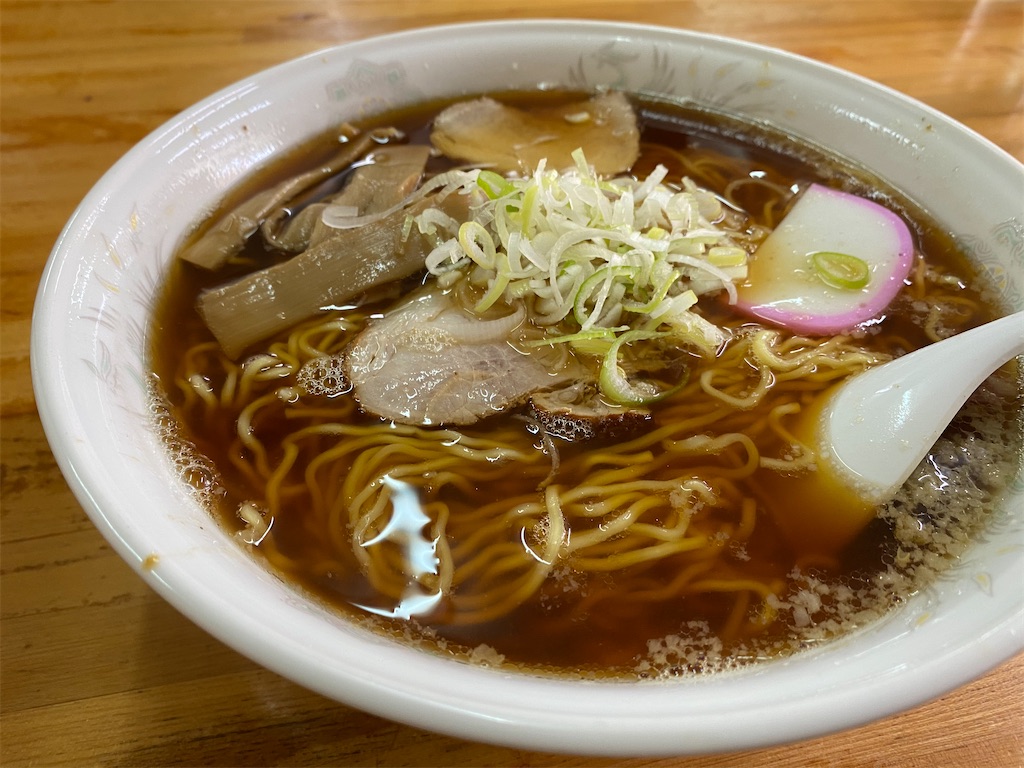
[735,184,915,335]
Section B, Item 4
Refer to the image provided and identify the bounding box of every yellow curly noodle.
[170,292,893,648]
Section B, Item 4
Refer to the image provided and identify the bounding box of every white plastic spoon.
[820,309,1024,503]
[764,310,1024,556]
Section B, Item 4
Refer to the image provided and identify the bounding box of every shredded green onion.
[524,326,627,348]
[458,221,497,270]
[599,330,685,405]
[810,251,870,290]
[415,150,748,400]
[574,265,638,327]
[707,245,748,267]
[477,170,515,200]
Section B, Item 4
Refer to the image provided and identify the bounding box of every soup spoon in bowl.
[765,310,1024,555]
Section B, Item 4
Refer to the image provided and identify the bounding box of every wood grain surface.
[2,2,1022,766]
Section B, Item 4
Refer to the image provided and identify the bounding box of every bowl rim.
[31,18,1024,757]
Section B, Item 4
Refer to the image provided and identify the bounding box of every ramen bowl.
[31,20,1024,756]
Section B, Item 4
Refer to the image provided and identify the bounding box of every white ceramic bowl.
[32,20,1024,756]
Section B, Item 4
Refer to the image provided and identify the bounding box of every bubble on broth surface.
[296,354,350,397]
[148,378,225,507]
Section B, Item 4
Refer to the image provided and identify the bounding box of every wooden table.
[2,2,1021,765]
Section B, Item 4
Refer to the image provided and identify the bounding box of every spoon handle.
[823,310,1024,501]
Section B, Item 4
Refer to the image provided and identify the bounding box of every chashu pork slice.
[528,381,652,442]
[345,288,580,426]
[430,91,640,176]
